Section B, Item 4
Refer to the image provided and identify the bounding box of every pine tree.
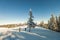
[58,15,60,31]
[27,8,36,32]
[48,14,57,30]
[55,15,60,31]
[53,16,58,31]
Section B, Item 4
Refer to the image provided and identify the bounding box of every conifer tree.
[48,14,56,30]
[27,8,36,32]
[58,15,60,31]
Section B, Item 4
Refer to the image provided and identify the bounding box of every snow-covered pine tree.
[27,8,36,32]
[55,16,59,31]
[55,15,60,31]
[48,14,57,30]
[58,15,60,31]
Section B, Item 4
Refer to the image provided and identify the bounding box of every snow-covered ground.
[0,26,60,40]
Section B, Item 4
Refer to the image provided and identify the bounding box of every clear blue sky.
[0,0,60,24]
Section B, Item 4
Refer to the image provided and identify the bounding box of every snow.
[0,26,60,40]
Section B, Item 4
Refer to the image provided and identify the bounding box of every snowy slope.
[0,26,60,40]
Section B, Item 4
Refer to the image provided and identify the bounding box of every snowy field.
[0,26,60,40]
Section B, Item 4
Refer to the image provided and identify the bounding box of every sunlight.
[0,28,8,34]
[23,31,47,38]
[15,33,25,39]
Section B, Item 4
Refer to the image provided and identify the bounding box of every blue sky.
[0,0,60,24]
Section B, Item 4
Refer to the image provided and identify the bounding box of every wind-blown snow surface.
[0,26,60,40]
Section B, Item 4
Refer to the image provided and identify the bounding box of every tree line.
[39,14,60,32]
